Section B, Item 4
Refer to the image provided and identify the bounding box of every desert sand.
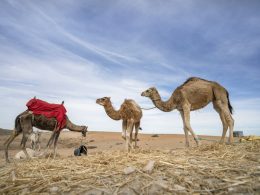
[0,129,259,194]
[0,128,224,160]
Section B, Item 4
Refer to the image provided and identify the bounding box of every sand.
[0,129,224,160]
[0,129,259,194]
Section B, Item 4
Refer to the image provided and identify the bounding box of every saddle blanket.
[26,98,67,130]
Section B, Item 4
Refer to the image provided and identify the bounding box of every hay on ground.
[0,141,259,194]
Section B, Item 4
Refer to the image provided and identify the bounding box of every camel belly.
[185,86,213,111]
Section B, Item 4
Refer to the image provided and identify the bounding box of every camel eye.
[101,98,105,101]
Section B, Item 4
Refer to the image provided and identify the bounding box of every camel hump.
[124,99,141,111]
[182,77,210,85]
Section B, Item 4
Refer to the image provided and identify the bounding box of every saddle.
[26,98,67,130]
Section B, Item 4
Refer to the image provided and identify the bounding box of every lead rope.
[141,98,160,110]
[141,106,156,110]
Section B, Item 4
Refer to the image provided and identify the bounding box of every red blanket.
[26,98,67,130]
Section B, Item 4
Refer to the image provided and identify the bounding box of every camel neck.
[151,91,176,112]
[104,102,121,120]
[65,117,85,132]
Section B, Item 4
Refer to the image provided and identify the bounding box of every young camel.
[30,131,41,151]
[96,97,142,151]
[141,77,234,147]
[4,111,87,163]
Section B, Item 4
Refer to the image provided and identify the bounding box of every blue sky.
[0,0,260,136]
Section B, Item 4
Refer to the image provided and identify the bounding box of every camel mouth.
[141,92,146,97]
[96,99,102,105]
[96,101,104,106]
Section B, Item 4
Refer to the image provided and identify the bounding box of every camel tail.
[226,91,233,114]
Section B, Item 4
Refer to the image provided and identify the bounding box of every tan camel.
[4,111,87,163]
[141,77,234,146]
[96,97,142,151]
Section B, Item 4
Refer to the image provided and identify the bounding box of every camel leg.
[224,109,234,144]
[215,100,234,144]
[213,101,228,144]
[126,119,134,152]
[122,120,127,140]
[43,131,56,155]
[20,116,33,159]
[134,121,140,148]
[46,131,56,148]
[4,131,20,163]
[180,111,190,147]
[20,132,32,160]
[53,132,60,158]
[182,106,200,146]
[31,140,34,150]
[38,140,41,151]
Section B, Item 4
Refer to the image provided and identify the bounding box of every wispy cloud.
[1,0,260,136]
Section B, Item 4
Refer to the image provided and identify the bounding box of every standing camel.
[96,97,142,151]
[4,111,87,163]
[141,77,234,147]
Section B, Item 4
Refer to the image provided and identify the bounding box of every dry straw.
[0,141,259,194]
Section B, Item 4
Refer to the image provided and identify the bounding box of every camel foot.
[219,141,224,145]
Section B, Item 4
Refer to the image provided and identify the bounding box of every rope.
[141,98,161,110]
[141,106,157,110]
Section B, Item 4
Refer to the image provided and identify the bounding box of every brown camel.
[96,97,142,151]
[4,111,87,162]
[141,77,234,146]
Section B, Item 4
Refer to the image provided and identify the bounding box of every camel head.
[96,97,111,106]
[141,87,157,98]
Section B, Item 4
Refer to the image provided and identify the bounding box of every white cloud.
[1,0,259,137]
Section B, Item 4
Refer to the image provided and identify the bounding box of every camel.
[4,111,87,163]
[96,97,142,151]
[141,77,234,147]
[30,131,41,151]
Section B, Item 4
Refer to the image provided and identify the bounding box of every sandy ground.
[0,129,228,161]
[0,129,259,194]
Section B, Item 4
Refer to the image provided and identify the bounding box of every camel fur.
[4,110,88,163]
[141,77,234,147]
[30,131,41,151]
[96,97,142,151]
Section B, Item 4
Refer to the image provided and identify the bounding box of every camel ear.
[107,97,111,100]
